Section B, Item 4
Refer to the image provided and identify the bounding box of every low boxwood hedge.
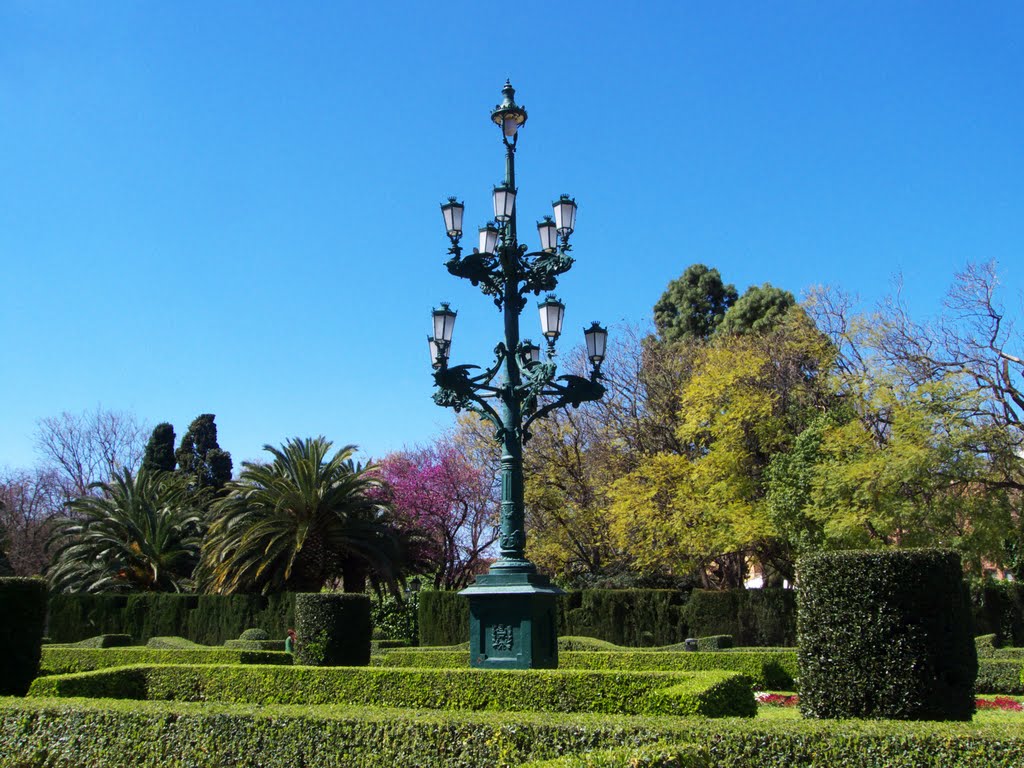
[519,743,708,767]
[5,698,1024,768]
[39,646,293,675]
[559,636,622,651]
[377,649,798,690]
[29,663,756,718]
[145,636,202,649]
[224,638,287,651]
[976,659,1024,695]
[68,633,135,649]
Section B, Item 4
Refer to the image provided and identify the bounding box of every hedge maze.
[6,559,1024,767]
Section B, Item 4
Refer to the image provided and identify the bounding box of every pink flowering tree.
[376,437,498,589]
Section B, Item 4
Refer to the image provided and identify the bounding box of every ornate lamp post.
[428,81,607,669]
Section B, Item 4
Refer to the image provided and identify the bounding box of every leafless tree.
[807,261,1024,489]
[34,407,148,499]
[0,467,64,576]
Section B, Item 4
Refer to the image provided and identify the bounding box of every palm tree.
[197,437,402,594]
[47,468,204,593]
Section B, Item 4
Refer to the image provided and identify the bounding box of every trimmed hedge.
[294,592,371,666]
[974,580,1024,645]
[29,663,756,718]
[39,646,293,675]
[239,628,270,641]
[560,590,688,647]
[145,636,202,649]
[70,633,135,648]
[559,636,622,651]
[224,638,287,651]
[376,649,797,690]
[418,589,469,646]
[0,576,47,696]
[695,635,732,651]
[5,698,1024,767]
[798,549,977,721]
[419,588,795,650]
[519,744,708,768]
[45,592,296,645]
[975,659,1024,695]
[684,589,796,647]
[976,633,1001,655]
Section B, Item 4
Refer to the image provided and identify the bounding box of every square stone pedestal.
[459,570,564,669]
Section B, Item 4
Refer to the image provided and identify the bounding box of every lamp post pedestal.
[460,569,562,669]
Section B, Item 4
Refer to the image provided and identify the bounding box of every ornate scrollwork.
[520,250,574,297]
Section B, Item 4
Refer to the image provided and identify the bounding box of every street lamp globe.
[432,302,457,345]
[584,321,608,366]
[552,194,577,237]
[440,198,464,240]
[538,294,565,342]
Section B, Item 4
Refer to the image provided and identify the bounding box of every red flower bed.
[976,696,1023,711]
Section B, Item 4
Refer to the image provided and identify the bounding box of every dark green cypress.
[142,423,177,473]
[175,414,233,492]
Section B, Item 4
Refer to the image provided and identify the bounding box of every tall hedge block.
[0,577,47,695]
[294,593,371,666]
[418,590,470,646]
[798,549,977,721]
[45,592,295,645]
[559,590,688,647]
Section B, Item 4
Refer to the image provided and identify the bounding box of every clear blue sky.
[2,2,1021,469]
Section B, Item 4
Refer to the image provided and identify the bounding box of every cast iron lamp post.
[428,81,607,669]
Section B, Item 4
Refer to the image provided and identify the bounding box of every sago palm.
[198,437,402,594]
[47,468,204,593]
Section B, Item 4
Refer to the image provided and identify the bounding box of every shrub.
[146,636,202,649]
[71,633,135,648]
[0,576,47,696]
[39,646,292,675]
[519,744,709,768]
[376,649,797,690]
[224,639,287,651]
[560,590,688,647]
[976,581,1024,646]
[294,592,371,666]
[239,628,270,641]
[418,590,469,646]
[5,698,1024,767]
[684,589,796,647]
[695,635,732,651]
[798,549,977,720]
[45,592,296,645]
[683,590,743,639]
[30,663,755,717]
[558,636,622,651]
[975,659,1024,695]
[371,592,419,645]
[976,633,1001,655]
[742,588,797,646]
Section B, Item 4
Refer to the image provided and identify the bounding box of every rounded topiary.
[239,627,270,641]
[0,577,47,696]
[797,549,976,721]
[294,592,371,666]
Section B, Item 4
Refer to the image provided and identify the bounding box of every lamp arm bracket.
[521,373,606,440]
[445,252,507,309]
[518,250,575,298]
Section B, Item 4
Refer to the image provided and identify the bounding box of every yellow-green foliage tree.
[608,308,837,586]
